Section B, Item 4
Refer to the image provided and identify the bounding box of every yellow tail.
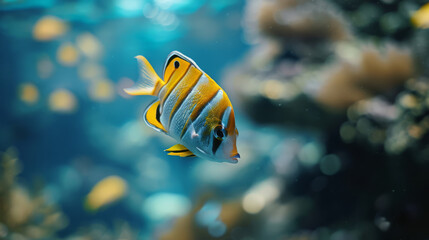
[124,55,164,96]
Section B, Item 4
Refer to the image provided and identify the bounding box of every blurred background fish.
[2,0,429,239]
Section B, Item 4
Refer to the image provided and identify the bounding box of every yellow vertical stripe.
[179,74,222,138]
[159,62,190,109]
[164,57,190,83]
[168,67,202,127]
[205,91,230,126]
[145,101,166,132]
[189,77,220,121]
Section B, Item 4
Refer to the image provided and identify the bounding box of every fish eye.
[174,61,180,68]
[214,125,226,140]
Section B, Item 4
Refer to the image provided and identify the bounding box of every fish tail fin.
[124,55,164,96]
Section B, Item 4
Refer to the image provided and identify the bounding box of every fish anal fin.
[165,144,196,157]
[165,144,189,152]
[144,101,166,133]
[167,151,196,158]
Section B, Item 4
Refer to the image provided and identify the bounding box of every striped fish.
[125,51,240,163]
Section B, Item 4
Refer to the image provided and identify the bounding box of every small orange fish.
[125,51,240,163]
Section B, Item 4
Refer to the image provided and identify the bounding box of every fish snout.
[230,153,240,163]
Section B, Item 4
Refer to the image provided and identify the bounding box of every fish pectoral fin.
[144,100,166,133]
[165,144,196,157]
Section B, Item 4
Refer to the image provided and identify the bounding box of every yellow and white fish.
[125,51,240,163]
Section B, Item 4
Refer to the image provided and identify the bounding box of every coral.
[64,221,137,240]
[331,0,419,41]
[317,44,415,109]
[341,77,429,157]
[0,148,67,240]
[223,0,429,239]
[0,148,139,240]
[411,29,429,77]
[158,194,253,240]
[244,0,350,44]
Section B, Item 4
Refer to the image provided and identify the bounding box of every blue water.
[1,0,251,237]
[3,0,429,239]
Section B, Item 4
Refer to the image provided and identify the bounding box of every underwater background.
[1,0,429,239]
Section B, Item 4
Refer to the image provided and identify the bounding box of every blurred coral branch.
[0,148,67,239]
[317,45,415,109]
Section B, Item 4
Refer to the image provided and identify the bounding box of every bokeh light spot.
[320,154,341,176]
[399,93,418,108]
[89,79,115,102]
[37,56,54,79]
[117,77,134,98]
[262,79,287,100]
[57,43,79,66]
[208,220,226,238]
[196,201,222,226]
[33,16,68,41]
[298,142,323,166]
[340,123,356,143]
[19,83,39,104]
[143,193,191,221]
[48,89,77,113]
[76,33,103,59]
[78,62,106,81]
[242,192,265,214]
[411,3,429,29]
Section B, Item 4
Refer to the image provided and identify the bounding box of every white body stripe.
[159,85,182,130]
[181,89,224,154]
[221,107,231,128]
[169,74,209,139]
[157,83,169,114]
[158,68,194,131]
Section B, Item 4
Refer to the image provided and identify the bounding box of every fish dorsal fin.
[144,100,166,133]
[165,144,196,157]
[163,51,203,83]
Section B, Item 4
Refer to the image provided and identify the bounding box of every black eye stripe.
[174,61,180,68]
[214,125,226,139]
[215,128,224,138]
[212,137,222,155]
[156,103,161,123]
